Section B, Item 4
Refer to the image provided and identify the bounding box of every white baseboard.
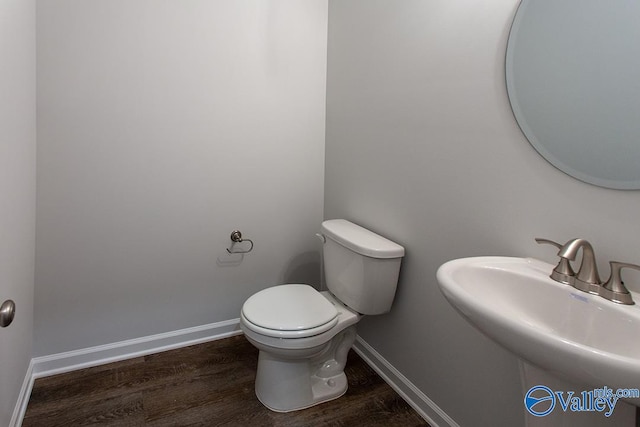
[9,359,34,427]
[353,336,459,427]
[31,318,242,379]
[10,319,241,426]
[14,321,453,427]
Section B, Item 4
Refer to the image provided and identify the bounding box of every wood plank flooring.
[23,335,429,426]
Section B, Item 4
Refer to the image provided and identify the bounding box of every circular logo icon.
[524,385,555,417]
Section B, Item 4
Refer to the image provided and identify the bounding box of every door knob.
[0,300,16,327]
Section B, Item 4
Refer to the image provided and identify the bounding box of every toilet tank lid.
[321,219,405,259]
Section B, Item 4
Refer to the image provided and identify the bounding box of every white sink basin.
[436,256,640,391]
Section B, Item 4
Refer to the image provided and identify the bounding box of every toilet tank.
[320,219,405,315]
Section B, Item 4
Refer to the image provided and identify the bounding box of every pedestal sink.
[436,256,640,426]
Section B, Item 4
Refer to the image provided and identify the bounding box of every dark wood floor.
[23,334,428,426]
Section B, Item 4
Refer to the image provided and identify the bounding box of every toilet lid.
[241,284,339,338]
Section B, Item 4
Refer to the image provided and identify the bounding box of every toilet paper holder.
[226,230,254,254]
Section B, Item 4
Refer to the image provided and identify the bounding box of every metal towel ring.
[226,230,254,254]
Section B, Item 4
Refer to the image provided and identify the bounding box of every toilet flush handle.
[315,233,325,244]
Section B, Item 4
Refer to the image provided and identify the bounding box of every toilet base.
[253,326,357,412]
[256,368,348,413]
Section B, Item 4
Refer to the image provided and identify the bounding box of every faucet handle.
[599,261,640,305]
[535,238,575,285]
[535,238,562,249]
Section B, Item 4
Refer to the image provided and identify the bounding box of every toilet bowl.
[240,219,404,412]
[241,285,360,411]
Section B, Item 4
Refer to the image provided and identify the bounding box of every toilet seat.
[241,284,339,339]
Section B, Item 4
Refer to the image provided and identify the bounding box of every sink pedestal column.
[519,361,636,427]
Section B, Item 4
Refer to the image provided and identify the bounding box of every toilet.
[240,219,405,412]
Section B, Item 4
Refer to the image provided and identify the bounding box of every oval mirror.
[506,0,640,190]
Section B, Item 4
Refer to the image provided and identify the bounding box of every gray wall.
[325,1,640,426]
[28,1,640,424]
[0,0,36,423]
[35,0,327,356]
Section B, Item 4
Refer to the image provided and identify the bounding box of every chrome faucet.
[557,238,601,294]
[536,237,639,305]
